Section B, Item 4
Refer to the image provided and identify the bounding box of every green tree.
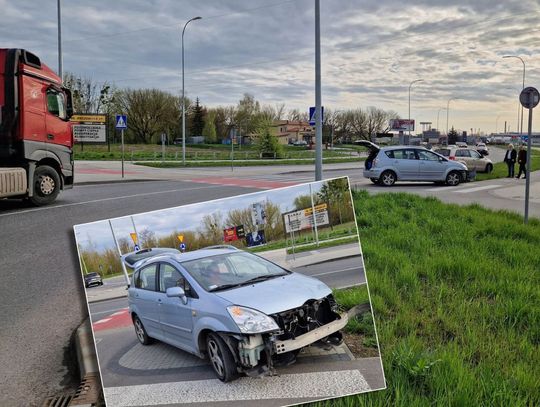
[448,127,459,145]
[202,111,217,144]
[253,118,283,158]
[190,97,205,137]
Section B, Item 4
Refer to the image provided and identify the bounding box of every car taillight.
[373,158,378,167]
[449,156,455,160]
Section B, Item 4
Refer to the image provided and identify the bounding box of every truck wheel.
[206,333,238,382]
[29,165,60,206]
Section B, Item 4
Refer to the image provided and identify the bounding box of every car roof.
[379,145,429,151]
[124,247,241,270]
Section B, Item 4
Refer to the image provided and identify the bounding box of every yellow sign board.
[304,203,328,215]
[130,233,138,244]
[177,235,184,243]
[70,114,106,123]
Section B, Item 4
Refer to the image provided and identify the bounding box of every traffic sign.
[115,114,127,129]
[179,243,186,251]
[309,106,324,126]
[177,235,184,243]
[134,244,140,251]
[519,87,540,109]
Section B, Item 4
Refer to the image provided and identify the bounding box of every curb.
[75,319,99,377]
[88,294,128,305]
[287,253,363,268]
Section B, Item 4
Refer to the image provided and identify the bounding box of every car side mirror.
[166,286,187,304]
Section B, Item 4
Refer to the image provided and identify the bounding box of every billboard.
[251,202,266,226]
[284,203,329,233]
[389,119,415,131]
[223,225,246,242]
[246,230,266,247]
[71,114,107,143]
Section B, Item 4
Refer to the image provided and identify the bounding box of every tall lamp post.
[181,16,202,165]
[503,55,525,134]
[408,79,423,136]
[57,0,62,78]
[446,97,457,136]
[436,107,446,132]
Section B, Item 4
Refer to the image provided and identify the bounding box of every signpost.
[519,86,539,224]
[309,106,324,126]
[71,114,107,143]
[116,115,127,178]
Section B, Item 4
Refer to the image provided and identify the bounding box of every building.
[272,120,314,145]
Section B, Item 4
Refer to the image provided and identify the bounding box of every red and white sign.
[390,119,415,131]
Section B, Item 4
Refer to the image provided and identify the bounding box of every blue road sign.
[521,135,529,142]
[134,244,140,251]
[180,243,186,251]
[309,106,324,126]
[115,115,127,129]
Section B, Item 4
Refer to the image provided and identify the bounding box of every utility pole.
[314,0,322,181]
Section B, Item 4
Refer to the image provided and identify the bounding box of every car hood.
[214,272,332,315]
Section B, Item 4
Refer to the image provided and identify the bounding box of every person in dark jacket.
[516,145,527,179]
[504,144,517,177]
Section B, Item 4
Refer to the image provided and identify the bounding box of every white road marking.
[110,310,128,316]
[105,370,371,406]
[455,184,502,193]
[94,318,112,324]
[0,185,219,218]
[311,266,362,277]
[90,308,128,316]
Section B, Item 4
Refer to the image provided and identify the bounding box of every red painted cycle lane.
[93,308,132,332]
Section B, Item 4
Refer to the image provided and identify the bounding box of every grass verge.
[305,190,540,407]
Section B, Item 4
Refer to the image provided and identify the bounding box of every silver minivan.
[358,141,468,186]
[124,247,347,382]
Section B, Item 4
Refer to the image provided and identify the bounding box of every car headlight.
[227,305,280,334]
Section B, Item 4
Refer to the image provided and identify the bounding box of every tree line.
[64,72,399,146]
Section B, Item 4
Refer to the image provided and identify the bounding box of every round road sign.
[519,87,540,109]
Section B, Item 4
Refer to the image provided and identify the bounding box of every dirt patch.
[343,332,380,358]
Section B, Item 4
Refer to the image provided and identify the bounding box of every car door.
[390,148,420,180]
[468,149,483,171]
[129,264,163,340]
[417,149,446,180]
[454,149,472,169]
[157,262,195,352]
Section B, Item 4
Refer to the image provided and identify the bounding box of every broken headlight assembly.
[227,305,280,334]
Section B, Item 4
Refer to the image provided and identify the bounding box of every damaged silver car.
[125,246,348,382]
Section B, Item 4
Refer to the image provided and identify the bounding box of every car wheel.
[369,178,378,184]
[206,333,237,382]
[446,171,461,186]
[29,165,61,206]
[485,163,493,173]
[133,315,153,345]
[379,170,396,186]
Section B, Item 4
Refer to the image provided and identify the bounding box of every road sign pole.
[314,0,322,181]
[524,106,532,224]
[309,183,319,247]
[121,129,125,178]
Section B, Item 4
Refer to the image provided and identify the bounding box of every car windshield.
[180,252,289,292]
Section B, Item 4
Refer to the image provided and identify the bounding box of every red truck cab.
[0,48,74,205]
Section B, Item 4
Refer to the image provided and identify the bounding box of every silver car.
[358,141,468,186]
[124,247,347,382]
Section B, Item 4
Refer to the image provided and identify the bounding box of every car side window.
[455,149,470,158]
[159,263,197,298]
[136,264,157,291]
[394,149,417,160]
[417,150,439,161]
[385,150,394,159]
[470,150,481,159]
[132,270,140,287]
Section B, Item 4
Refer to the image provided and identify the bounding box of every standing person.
[516,145,527,179]
[504,144,517,178]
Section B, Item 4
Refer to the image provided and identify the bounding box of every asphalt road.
[0,180,260,406]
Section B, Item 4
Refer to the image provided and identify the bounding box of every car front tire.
[446,171,461,186]
[206,333,237,382]
[133,315,153,345]
[485,163,493,173]
[379,170,396,186]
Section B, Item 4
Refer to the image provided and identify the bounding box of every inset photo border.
[74,177,386,406]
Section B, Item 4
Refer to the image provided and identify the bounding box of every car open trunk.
[354,140,380,170]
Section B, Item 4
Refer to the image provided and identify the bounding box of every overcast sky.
[73,179,339,253]
[3,0,540,133]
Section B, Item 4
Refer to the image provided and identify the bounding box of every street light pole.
[503,55,525,134]
[436,107,446,132]
[408,79,423,136]
[181,16,202,165]
[57,0,63,79]
[495,114,502,134]
[446,98,456,136]
[314,0,322,181]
